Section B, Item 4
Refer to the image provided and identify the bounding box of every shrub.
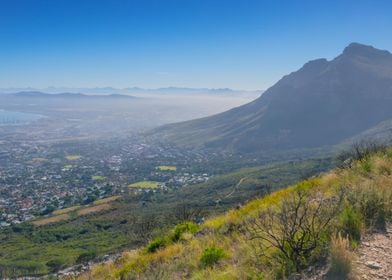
[327,234,354,279]
[46,259,65,273]
[340,142,386,162]
[200,246,225,267]
[146,237,167,253]
[339,206,362,242]
[360,160,372,173]
[76,251,97,264]
[357,187,387,231]
[244,189,342,274]
[171,222,199,242]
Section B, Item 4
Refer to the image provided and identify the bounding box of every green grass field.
[65,155,81,161]
[91,175,106,181]
[128,181,161,188]
[63,164,75,170]
[157,165,177,171]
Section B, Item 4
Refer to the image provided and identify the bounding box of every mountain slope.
[153,43,392,152]
[78,146,392,279]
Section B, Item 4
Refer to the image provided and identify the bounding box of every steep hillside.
[153,43,392,153]
[0,159,330,278]
[77,146,392,279]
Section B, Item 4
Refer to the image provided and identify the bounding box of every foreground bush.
[327,234,354,279]
[172,221,199,242]
[356,186,388,231]
[339,206,362,243]
[146,237,167,253]
[200,247,225,267]
[245,186,342,275]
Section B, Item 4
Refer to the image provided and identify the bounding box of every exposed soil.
[301,225,392,280]
[356,226,392,280]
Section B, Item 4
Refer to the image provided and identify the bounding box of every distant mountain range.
[0,87,262,98]
[153,43,392,153]
[6,91,136,99]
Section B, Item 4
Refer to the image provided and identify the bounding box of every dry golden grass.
[32,214,70,226]
[327,234,355,279]
[93,196,121,205]
[77,204,112,216]
[52,205,81,215]
[374,157,392,175]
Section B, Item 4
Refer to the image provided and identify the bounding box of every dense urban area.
[0,136,214,228]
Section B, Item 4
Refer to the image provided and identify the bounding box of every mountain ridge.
[152,43,392,153]
[7,91,137,99]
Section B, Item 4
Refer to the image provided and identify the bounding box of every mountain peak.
[155,43,392,152]
[342,42,391,58]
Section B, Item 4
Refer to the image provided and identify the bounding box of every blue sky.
[0,0,391,90]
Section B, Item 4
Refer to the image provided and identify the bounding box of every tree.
[46,259,65,273]
[244,187,343,274]
[172,203,203,223]
[76,251,97,264]
[133,215,158,242]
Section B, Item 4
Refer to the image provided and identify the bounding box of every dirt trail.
[356,226,392,280]
[302,225,392,280]
[225,177,246,198]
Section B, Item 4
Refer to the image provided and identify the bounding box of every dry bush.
[327,233,354,279]
[244,188,343,275]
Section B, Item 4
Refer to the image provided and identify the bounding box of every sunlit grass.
[91,175,106,181]
[32,214,70,226]
[52,205,81,215]
[157,165,177,171]
[76,204,112,216]
[65,155,81,161]
[128,181,160,188]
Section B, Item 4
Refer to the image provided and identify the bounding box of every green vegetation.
[0,159,330,278]
[91,175,106,181]
[78,146,392,280]
[172,222,199,242]
[65,155,81,161]
[76,251,97,264]
[63,164,75,170]
[339,206,362,243]
[200,247,226,267]
[146,237,168,253]
[157,165,177,171]
[128,181,160,188]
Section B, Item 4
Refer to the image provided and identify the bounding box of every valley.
[0,43,391,279]
[1,1,392,279]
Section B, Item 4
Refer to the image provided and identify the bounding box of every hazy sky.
[0,0,391,90]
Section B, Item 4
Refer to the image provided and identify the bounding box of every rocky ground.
[301,225,392,280]
[356,226,392,280]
